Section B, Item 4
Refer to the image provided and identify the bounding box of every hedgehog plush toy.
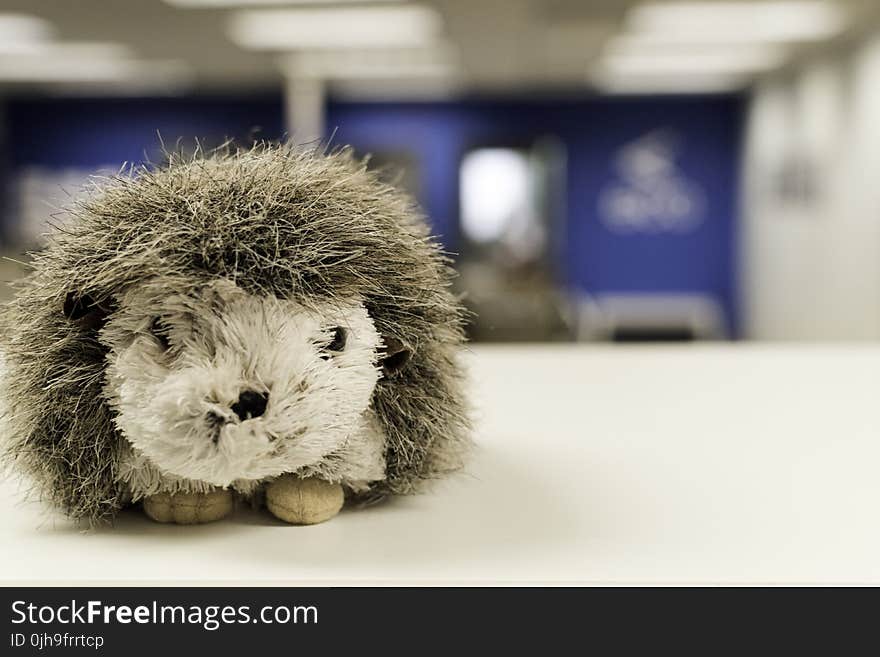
[0,144,470,526]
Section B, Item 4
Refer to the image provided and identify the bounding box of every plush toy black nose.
[231,390,268,421]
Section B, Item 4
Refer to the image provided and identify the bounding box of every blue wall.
[327,97,744,334]
[1,93,284,251]
[5,95,284,168]
[1,93,743,334]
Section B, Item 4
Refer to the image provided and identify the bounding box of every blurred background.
[0,0,878,343]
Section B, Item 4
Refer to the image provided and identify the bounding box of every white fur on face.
[103,280,382,488]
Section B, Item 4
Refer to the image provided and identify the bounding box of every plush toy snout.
[230,390,269,421]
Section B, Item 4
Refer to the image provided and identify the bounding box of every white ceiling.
[0,0,877,96]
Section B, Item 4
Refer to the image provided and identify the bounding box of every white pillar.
[283,76,326,145]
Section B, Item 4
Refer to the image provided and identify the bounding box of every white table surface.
[2,344,880,585]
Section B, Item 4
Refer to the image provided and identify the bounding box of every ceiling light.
[227,5,442,50]
[600,40,788,73]
[591,71,749,95]
[598,46,787,76]
[0,13,54,50]
[0,59,139,83]
[626,1,847,43]
[0,42,139,82]
[0,57,189,84]
[0,41,133,58]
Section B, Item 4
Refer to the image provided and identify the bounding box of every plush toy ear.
[381,336,412,376]
[63,291,109,330]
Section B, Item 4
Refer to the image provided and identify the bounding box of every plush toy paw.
[265,475,344,525]
[143,489,233,525]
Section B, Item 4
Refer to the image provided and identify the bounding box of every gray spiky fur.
[0,143,471,524]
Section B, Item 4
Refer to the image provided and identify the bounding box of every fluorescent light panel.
[0,41,146,83]
[0,13,53,41]
[0,56,190,84]
[0,58,139,82]
[228,5,442,50]
[0,41,133,58]
[0,13,187,87]
[591,71,748,94]
[598,51,785,76]
[626,1,847,43]
[600,42,787,75]
[591,1,846,91]
[0,12,54,46]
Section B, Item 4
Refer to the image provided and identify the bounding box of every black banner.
[0,586,870,654]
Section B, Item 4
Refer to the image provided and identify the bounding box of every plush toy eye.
[149,317,172,351]
[319,326,347,358]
